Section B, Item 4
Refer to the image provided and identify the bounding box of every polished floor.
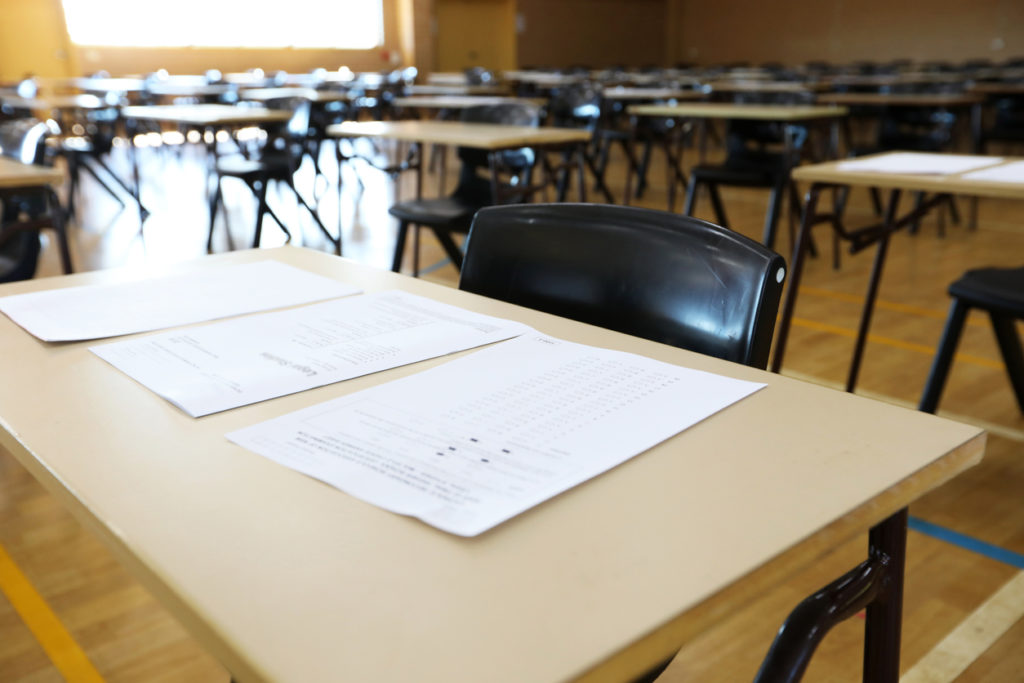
[3,130,1024,681]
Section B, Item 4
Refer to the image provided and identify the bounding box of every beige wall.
[516,0,666,69]
[671,0,1024,66]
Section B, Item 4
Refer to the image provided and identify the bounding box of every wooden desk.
[327,120,609,203]
[120,105,293,225]
[600,87,704,102]
[391,95,545,111]
[405,84,511,96]
[0,157,71,273]
[772,152,1024,391]
[238,87,354,104]
[0,246,984,682]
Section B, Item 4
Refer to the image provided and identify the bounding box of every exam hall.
[0,0,1022,680]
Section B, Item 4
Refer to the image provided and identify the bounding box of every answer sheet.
[836,152,1002,175]
[0,261,361,341]
[91,290,532,417]
[961,160,1024,183]
[228,334,766,536]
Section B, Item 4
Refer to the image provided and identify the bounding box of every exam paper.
[961,160,1024,183]
[228,334,766,537]
[836,152,1002,176]
[0,261,361,341]
[91,290,532,417]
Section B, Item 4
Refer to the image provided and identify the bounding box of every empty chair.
[208,98,339,253]
[0,117,72,279]
[459,203,787,369]
[682,91,814,250]
[919,265,1024,415]
[388,102,542,276]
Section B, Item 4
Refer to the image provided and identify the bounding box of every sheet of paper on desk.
[91,290,532,417]
[227,334,765,537]
[961,160,1024,183]
[836,152,1002,175]
[0,261,361,341]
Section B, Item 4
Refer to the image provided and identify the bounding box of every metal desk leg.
[770,183,824,374]
[845,189,902,393]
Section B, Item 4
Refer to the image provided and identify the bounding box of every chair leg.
[990,312,1024,414]
[431,229,465,271]
[918,299,970,414]
[707,184,729,229]
[207,177,223,253]
[763,182,786,250]
[252,179,270,248]
[80,158,127,210]
[682,176,699,216]
[391,221,410,272]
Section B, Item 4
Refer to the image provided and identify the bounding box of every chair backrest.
[453,103,543,203]
[0,118,51,165]
[459,204,787,369]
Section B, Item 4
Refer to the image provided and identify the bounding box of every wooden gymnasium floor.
[2,128,1023,682]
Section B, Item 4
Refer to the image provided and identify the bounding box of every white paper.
[91,291,532,417]
[228,334,765,537]
[0,261,361,341]
[836,152,1003,176]
[960,160,1024,183]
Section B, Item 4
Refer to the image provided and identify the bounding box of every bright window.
[61,0,384,49]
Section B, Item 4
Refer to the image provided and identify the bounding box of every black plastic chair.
[208,98,339,253]
[459,203,787,369]
[388,102,542,276]
[919,265,1024,414]
[0,118,72,278]
[682,91,813,250]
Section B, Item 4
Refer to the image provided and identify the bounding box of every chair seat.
[949,266,1024,314]
[388,196,480,228]
[689,163,779,187]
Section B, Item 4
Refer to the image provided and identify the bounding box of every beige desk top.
[968,82,1024,95]
[792,152,1024,200]
[0,247,984,683]
[239,87,353,103]
[817,92,983,107]
[121,104,292,126]
[1,94,107,110]
[327,119,591,149]
[0,157,64,188]
[629,102,848,121]
[392,95,545,110]
[600,87,704,101]
[406,84,510,96]
[705,80,826,94]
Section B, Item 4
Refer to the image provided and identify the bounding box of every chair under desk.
[0,246,984,683]
[772,151,1024,393]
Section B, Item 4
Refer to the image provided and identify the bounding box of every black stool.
[919,266,1024,414]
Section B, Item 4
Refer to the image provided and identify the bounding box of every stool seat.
[919,264,1024,414]
[948,266,1024,314]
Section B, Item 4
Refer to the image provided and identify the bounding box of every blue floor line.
[908,516,1024,570]
[418,257,453,276]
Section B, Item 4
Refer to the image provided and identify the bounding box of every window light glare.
[61,1,383,49]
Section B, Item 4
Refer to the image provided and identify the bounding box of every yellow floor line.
[901,571,1024,683]
[790,317,1005,370]
[797,285,976,324]
[0,541,104,682]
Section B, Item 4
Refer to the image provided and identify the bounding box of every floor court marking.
[0,541,104,682]
[789,317,1004,370]
[797,285,982,325]
[900,570,1024,683]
